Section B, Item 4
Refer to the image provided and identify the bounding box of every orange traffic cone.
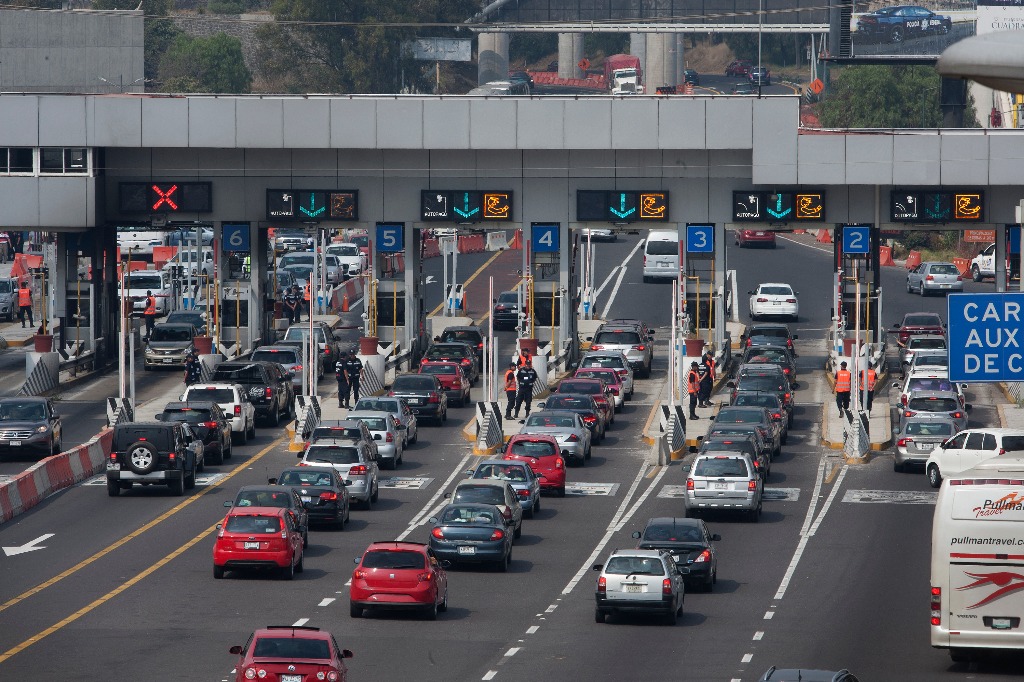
[342,293,349,312]
[511,230,522,249]
[816,229,832,244]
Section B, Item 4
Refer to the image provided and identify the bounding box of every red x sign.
[151,184,179,211]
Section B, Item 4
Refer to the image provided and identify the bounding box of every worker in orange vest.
[17,280,33,328]
[687,361,701,420]
[699,350,715,407]
[142,290,157,340]
[302,282,311,321]
[860,363,877,412]
[503,362,518,420]
[835,361,852,416]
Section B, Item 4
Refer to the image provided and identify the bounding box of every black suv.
[156,401,233,465]
[107,421,204,497]
[211,361,295,426]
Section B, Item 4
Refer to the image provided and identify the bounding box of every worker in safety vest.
[860,363,877,413]
[17,280,33,328]
[302,282,311,320]
[503,362,518,419]
[517,348,532,368]
[142,290,157,340]
[835,361,852,416]
[687,361,701,420]
[698,350,715,407]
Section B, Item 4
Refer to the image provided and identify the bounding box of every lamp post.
[757,0,764,98]
[97,76,149,93]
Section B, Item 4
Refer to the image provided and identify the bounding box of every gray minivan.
[0,277,18,321]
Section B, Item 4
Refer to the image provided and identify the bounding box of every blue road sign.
[532,223,559,252]
[686,224,714,254]
[222,223,250,252]
[376,223,404,253]
[842,225,870,255]
[948,292,1024,383]
[1011,226,1021,254]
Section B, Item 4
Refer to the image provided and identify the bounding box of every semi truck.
[604,54,643,94]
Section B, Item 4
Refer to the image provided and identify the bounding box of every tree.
[159,33,252,93]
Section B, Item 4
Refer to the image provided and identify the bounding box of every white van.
[642,230,680,282]
[930,455,1024,662]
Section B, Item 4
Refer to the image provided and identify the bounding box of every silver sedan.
[894,415,959,473]
[518,410,592,465]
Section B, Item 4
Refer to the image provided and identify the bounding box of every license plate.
[9,440,20,447]
[992,618,1012,630]
[624,584,644,593]
[244,542,260,550]
[107,462,120,470]
[942,284,952,288]
[300,496,311,503]
[457,546,476,555]
[163,358,174,364]
[756,231,765,236]
[672,554,682,563]
[713,482,729,490]
[659,262,670,267]
[281,676,302,682]
[412,398,425,405]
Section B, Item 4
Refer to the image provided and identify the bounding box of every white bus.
[931,455,1024,662]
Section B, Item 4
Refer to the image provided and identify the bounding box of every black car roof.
[162,401,219,410]
[645,516,701,528]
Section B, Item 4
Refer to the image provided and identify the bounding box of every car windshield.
[236,490,292,507]
[909,397,959,412]
[166,312,204,327]
[394,376,436,391]
[186,387,235,403]
[745,349,789,363]
[694,458,749,477]
[150,326,192,342]
[909,338,946,349]
[351,235,369,247]
[361,550,426,570]
[759,286,792,296]
[643,524,703,544]
[497,292,518,304]
[907,378,954,393]
[546,396,591,410]
[420,364,457,376]
[278,470,335,487]
[593,331,641,345]
[454,486,504,505]
[474,463,528,481]
[702,440,754,454]
[124,274,162,289]
[737,377,786,392]
[283,327,325,343]
[733,395,779,409]
[915,355,948,367]
[930,264,959,275]
[750,327,788,339]
[582,356,624,369]
[213,364,266,382]
[904,314,942,327]
[509,440,557,457]
[904,421,954,436]
[441,505,501,524]
[330,244,360,257]
[279,254,314,268]
[1003,436,1024,452]
[441,330,480,343]
[645,241,677,256]
[0,281,11,294]
[161,408,212,423]
[576,370,617,383]
[306,446,361,465]
[604,556,665,575]
[355,399,399,413]
[425,346,468,359]
[312,426,365,440]
[251,349,299,364]
[525,414,575,428]
[559,381,601,395]
[225,515,281,533]
[716,408,764,424]
[0,401,46,421]
[350,417,387,431]
[252,637,330,660]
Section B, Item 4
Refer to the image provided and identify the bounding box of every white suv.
[593,549,688,624]
[684,453,763,521]
[925,428,1024,488]
[181,383,256,445]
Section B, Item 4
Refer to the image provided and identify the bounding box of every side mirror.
[268,477,278,485]
[711,533,721,541]
[537,402,546,409]
[961,384,969,390]
[353,557,361,565]
[443,492,451,499]
[296,525,306,533]
[747,291,754,295]
[726,381,736,388]
[648,330,655,336]
[631,531,641,539]
[891,322,900,329]
[892,381,900,388]
[585,336,593,341]
[154,414,164,420]
[223,500,232,507]
[965,404,973,411]
[689,445,698,453]
[216,523,222,530]
[229,646,243,655]
[592,564,603,571]
[441,560,452,569]
[427,516,439,524]
[791,334,799,340]
[345,479,353,486]
[341,650,354,660]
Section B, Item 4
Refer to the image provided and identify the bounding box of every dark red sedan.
[735,228,776,248]
[229,625,352,682]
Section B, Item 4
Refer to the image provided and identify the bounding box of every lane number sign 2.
[842,225,870,255]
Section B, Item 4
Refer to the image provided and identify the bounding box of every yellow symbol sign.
[639,193,668,220]
[330,192,357,220]
[482,192,511,220]
[795,193,824,220]
[954,194,982,221]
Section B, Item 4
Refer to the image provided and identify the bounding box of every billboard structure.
[831,0,978,62]
[977,0,1024,34]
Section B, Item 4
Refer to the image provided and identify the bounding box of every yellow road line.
[640,398,662,445]
[0,435,285,617]
[428,242,515,317]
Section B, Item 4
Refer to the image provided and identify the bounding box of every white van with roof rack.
[931,455,1024,662]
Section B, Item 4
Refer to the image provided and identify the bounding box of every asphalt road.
[1,232,1021,681]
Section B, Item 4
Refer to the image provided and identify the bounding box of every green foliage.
[159,33,252,93]
[208,0,246,14]
[722,35,805,68]
[818,65,944,128]
[510,34,557,69]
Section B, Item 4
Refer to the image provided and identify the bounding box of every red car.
[229,625,353,682]
[892,311,945,347]
[574,367,625,412]
[556,378,615,427]
[725,60,752,77]
[419,361,471,407]
[504,433,566,497]
[350,541,449,620]
[213,506,305,580]
[735,228,776,248]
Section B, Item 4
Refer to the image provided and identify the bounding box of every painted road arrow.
[453,192,479,219]
[766,194,792,219]
[609,193,635,219]
[3,533,55,556]
[425,275,436,285]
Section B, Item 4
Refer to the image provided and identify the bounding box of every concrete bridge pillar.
[478,33,510,85]
[630,34,647,66]
[645,34,677,92]
[558,33,584,79]
[675,34,686,84]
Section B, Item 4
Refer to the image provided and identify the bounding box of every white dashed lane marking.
[318,598,335,607]
[379,476,434,490]
[564,482,619,496]
[843,489,937,504]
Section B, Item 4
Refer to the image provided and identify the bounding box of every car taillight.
[294,364,302,371]
[747,479,758,491]
[783,368,790,374]
[297,461,309,467]
[478,342,484,349]
[662,578,673,595]
[634,345,646,351]
[609,387,619,395]
[168,451,176,461]
[901,394,908,406]
[555,457,564,469]
[428,393,441,403]
[431,527,445,539]
[745,338,752,347]
[324,346,331,355]
[265,388,272,398]
[386,432,394,442]
[353,569,367,579]
[757,297,769,302]
[616,369,627,377]
[926,275,934,281]
[686,478,694,490]
[417,571,433,583]
[897,437,912,447]
[350,465,367,475]
[904,410,915,418]
[110,452,117,461]
[243,668,260,680]
[490,529,506,541]
[786,298,797,303]
[234,405,241,416]
[517,488,530,498]
[388,390,396,396]
[956,275,963,282]
[461,358,471,365]
[694,549,711,563]
[590,344,603,350]
[598,576,607,594]
[582,415,596,423]
[931,586,941,625]
[772,412,781,420]
[784,393,791,401]
[327,671,340,681]
[319,491,338,501]
[566,434,580,442]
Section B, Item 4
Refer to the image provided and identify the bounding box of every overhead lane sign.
[576,190,669,223]
[420,190,513,222]
[731,190,825,223]
[948,293,1024,383]
[266,189,359,222]
[890,189,985,223]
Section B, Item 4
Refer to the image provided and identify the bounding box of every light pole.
[97,76,149,93]
[757,0,764,98]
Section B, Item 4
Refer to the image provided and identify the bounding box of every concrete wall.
[0,9,143,94]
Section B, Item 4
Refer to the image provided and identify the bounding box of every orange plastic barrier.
[816,229,833,244]
[906,250,921,269]
[511,230,523,249]
[128,261,148,272]
[152,246,177,263]
[952,257,971,276]
[879,245,896,267]
[422,238,441,259]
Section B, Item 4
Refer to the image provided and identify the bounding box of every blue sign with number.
[532,223,559,253]
[376,223,404,253]
[686,224,714,254]
[223,223,250,252]
[842,225,870,255]
[948,292,1024,383]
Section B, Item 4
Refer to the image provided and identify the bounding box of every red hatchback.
[229,625,352,682]
[504,434,566,497]
[214,506,305,580]
[350,541,449,620]
[419,361,471,407]
[735,228,776,248]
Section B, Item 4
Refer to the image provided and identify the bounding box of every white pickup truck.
[968,242,996,281]
[120,270,172,316]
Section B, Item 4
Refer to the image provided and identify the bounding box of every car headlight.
[35,425,48,433]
